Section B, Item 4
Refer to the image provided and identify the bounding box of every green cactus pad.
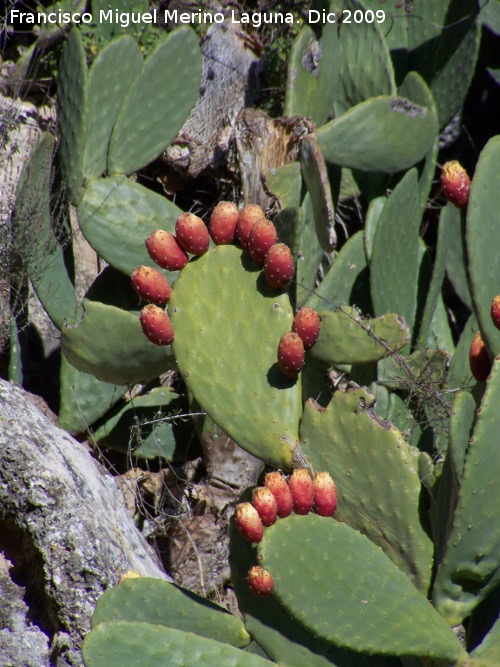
[61,288,174,385]
[418,204,452,348]
[82,622,271,667]
[298,387,433,592]
[448,313,478,391]
[429,292,455,354]
[311,308,409,365]
[407,0,480,128]
[433,356,500,624]
[375,0,479,127]
[444,205,471,310]
[466,136,500,357]
[397,71,439,210]
[57,27,87,203]
[317,96,437,173]
[90,0,149,42]
[58,356,127,435]
[333,0,395,117]
[295,194,324,308]
[364,197,385,263]
[91,577,250,648]
[13,132,77,329]
[107,27,201,175]
[258,514,466,662]
[284,23,338,126]
[469,615,500,666]
[170,246,301,469]
[305,230,372,315]
[77,176,183,275]
[229,518,400,667]
[83,35,143,181]
[432,390,476,566]
[300,135,336,252]
[272,206,301,257]
[91,387,195,461]
[370,168,421,342]
[265,162,301,209]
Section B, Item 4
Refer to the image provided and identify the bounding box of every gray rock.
[0,379,170,666]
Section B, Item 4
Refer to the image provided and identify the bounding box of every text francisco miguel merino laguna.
[8,8,340,29]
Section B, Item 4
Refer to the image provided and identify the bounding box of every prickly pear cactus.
[169,246,301,469]
[297,387,433,592]
[91,577,251,648]
[433,357,500,625]
[82,622,272,667]
[257,514,466,662]
[466,136,500,357]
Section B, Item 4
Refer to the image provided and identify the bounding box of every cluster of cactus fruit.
[135,204,322,380]
[7,1,500,665]
[236,469,337,596]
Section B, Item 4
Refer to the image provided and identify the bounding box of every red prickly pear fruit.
[264,243,295,290]
[247,566,274,597]
[289,468,314,515]
[209,201,239,245]
[235,502,264,543]
[440,161,470,208]
[277,332,305,379]
[292,307,321,350]
[252,486,278,527]
[131,265,172,306]
[491,296,500,330]
[146,229,189,271]
[236,204,265,248]
[264,471,293,518]
[139,304,175,346]
[247,219,278,265]
[175,212,210,255]
[313,471,338,517]
[469,331,492,381]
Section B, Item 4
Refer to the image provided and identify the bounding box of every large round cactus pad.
[258,514,467,663]
[170,246,301,469]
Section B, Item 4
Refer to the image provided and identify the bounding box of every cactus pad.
[370,168,421,341]
[91,387,192,460]
[298,387,433,591]
[170,246,301,469]
[229,517,398,667]
[13,132,77,329]
[466,136,500,357]
[258,514,466,662]
[311,308,410,365]
[107,27,201,175]
[284,24,338,126]
[82,621,272,667]
[333,0,395,117]
[433,356,500,624]
[317,96,437,173]
[91,577,250,648]
[83,35,143,181]
[58,356,127,435]
[78,176,183,275]
[57,27,87,203]
[61,298,174,385]
[305,230,372,315]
